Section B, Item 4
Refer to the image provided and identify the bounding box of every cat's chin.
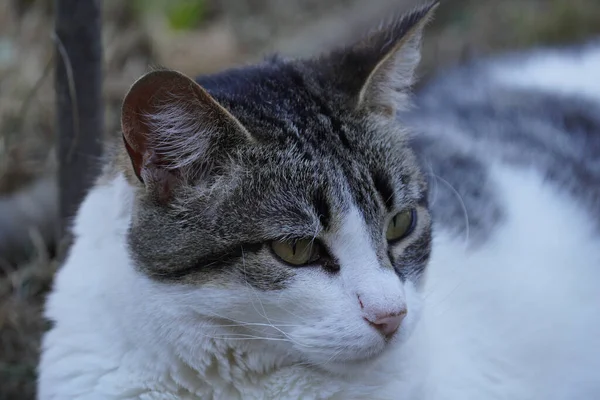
[306,340,398,377]
[311,353,387,377]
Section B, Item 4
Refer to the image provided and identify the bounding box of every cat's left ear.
[325,1,439,115]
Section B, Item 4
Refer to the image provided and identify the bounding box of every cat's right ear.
[318,1,439,116]
[121,69,252,202]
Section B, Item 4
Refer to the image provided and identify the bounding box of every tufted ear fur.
[321,1,439,115]
[121,70,252,203]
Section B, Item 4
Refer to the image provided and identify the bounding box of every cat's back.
[407,40,600,234]
[399,41,600,399]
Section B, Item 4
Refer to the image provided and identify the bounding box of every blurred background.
[0,0,599,398]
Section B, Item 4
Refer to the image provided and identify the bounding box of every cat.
[37,1,600,399]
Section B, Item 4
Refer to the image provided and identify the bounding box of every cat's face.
[119,2,437,373]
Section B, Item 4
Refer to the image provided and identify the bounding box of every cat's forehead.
[187,60,424,228]
[197,59,406,163]
[192,131,423,244]
[197,60,355,142]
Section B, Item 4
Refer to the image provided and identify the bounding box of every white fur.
[491,43,600,101]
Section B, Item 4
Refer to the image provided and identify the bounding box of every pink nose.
[364,311,406,337]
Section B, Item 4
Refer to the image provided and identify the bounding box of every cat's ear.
[121,69,252,201]
[327,1,438,115]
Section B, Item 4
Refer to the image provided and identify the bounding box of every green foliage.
[510,0,600,46]
[166,0,208,31]
[133,0,208,31]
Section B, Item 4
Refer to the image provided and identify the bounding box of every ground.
[0,0,599,398]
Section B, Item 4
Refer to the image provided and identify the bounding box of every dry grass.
[0,0,599,398]
[0,258,56,398]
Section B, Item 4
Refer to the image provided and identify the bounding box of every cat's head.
[118,2,437,374]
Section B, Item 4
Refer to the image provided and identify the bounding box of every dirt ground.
[1,0,599,398]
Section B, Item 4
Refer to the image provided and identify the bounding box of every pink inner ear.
[121,71,197,182]
[120,69,251,189]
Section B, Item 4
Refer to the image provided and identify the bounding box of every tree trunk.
[54,0,103,241]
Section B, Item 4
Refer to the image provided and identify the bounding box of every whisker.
[239,249,307,344]
[417,171,474,314]
[431,173,470,247]
[202,335,295,342]
[207,322,305,328]
[202,272,315,348]
[425,158,439,207]
[272,300,311,323]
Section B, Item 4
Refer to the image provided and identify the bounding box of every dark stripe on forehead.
[336,165,384,236]
[313,188,332,230]
[372,171,395,210]
[338,129,352,149]
[286,65,351,152]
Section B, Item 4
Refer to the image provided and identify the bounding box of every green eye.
[271,239,321,266]
[386,209,416,242]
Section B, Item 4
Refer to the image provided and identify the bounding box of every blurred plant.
[132,0,210,31]
[509,0,600,46]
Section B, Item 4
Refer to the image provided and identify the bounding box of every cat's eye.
[386,209,416,242]
[271,239,321,266]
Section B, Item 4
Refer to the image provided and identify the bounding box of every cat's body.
[38,3,600,399]
[403,41,600,399]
